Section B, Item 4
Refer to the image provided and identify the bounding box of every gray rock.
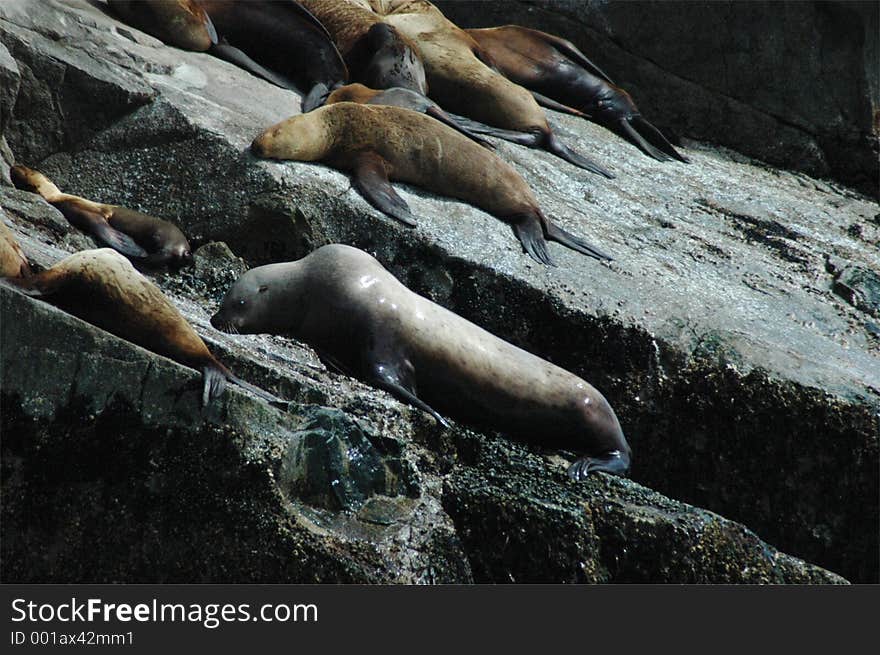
[1,0,877,582]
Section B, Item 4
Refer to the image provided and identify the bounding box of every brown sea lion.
[300,0,611,177]
[321,83,493,148]
[466,26,688,163]
[109,0,347,102]
[2,248,279,407]
[252,102,612,265]
[210,244,631,478]
[10,165,192,269]
[0,214,32,279]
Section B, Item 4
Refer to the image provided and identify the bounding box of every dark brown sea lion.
[466,26,688,163]
[10,165,192,269]
[320,83,493,148]
[251,102,612,265]
[299,0,612,177]
[358,22,427,93]
[0,214,32,279]
[210,244,631,478]
[2,248,279,407]
[109,0,348,103]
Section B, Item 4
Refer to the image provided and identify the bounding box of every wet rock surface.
[1,0,877,583]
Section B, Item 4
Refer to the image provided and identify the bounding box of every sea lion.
[0,214,32,279]
[358,22,427,93]
[466,26,688,163]
[299,0,611,177]
[109,0,347,102]
[210,244,631,478]
[2,248,279,407]
[320,83,493,148]
[252,102,612,265]
[10,165,192,269]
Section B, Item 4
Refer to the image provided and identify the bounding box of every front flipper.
[352,152,417,227]
[202,363,228,407]
[567,450,631,480]
[209,42,301,92]
[424,106,494,149]
[544,131,614,179]
[531,91,588,118]
[544,220,613,261]
[369,361,449,428]
[511,213,555,266]
[302,82,332,112]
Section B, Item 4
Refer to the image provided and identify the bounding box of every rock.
[435,0,880,197]
[1,0,877,582]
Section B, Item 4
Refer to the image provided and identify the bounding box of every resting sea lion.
[211,244,631,478]
[252,102,612,265]
[2,249,279,407]
[10,165,192,269]
[0,215,32,279]
[299,0,611,177]
[466,26,688,163]
[320,83,493,148]
[109,0,347,103]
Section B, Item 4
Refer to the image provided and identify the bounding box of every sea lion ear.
[258,285,269,293]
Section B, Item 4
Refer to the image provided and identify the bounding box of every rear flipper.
[567,449,630,480]
[544,130,614,178]
[623,115,689,163]
[369,361,450,428]
[531,91,589,118]
[209,42,301,92]
[511,213,555,266]
[352,152,417,227]
[544,220,612,261]
[424,106,495,149]
[58,203,148,258]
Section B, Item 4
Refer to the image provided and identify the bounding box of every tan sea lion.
[2,248,279,407]
[300,0,611,177]
[251,102,612,265]
[466,26,688,163]
[320,83,493,147]
[210,244,631,478]
[10,165,192,269]
[0,214,32,279]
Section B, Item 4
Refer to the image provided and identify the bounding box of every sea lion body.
[3,249,279,407]
[211,244,630,478]
[0,216,31,279]
[10,165,192,269]
[107,0,217,51]
[466,26,688,163]
[252,102,611,264]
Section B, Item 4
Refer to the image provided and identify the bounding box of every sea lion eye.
[258,285,268,293]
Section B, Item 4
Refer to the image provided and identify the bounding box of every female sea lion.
[2,249,279,407]
[320,83,493,148]
[251,102,612,265]
[10,165,193,270]
[466,26,689,163]
[210,244,631,479]
[0,215,31,279]
[299,0,612,177]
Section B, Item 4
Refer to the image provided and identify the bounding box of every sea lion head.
[251,111,333,161]
[10,164,60,197]
[211,262,301,335]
